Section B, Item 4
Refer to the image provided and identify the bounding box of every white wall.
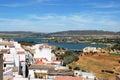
[29,70,35,78]
[34,44,52,61]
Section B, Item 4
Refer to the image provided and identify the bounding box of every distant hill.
[0,31,44,34]
[116,32,120,35]
[49,30,119,36]
[0,31,46,38]
[0,30,119,38]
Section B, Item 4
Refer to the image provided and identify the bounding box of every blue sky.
[0,0,120,32]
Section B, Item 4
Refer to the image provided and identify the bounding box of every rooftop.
[55,76,82,80]
[48,70,74,76]
[12,67,18,72]
[0,41,14,46]
[17,51,25,54]
[29,64,55,70]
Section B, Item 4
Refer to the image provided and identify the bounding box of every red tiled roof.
[34,58,49,64]
[0,49,10,54]
[17,51,25,54]
[55,76,82,80]
[53,60,62,62]
[20,60,25,62]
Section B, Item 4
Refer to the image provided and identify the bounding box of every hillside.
[70,52,120,80]
[0,30,119,38]
[49,30,119,36]
[116,32,120,35]
[0,31,46,38]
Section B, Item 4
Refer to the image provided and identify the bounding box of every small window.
[5,45,7,48]
[4,64,6,67]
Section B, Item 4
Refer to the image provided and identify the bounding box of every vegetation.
[110,54,120,57]
[54,50,79,66]
[50,30,117,36]
[101,70,114,74]
[74,53,120,80]
[18,41,36,46]
[0,31,46,38]
[69,62,87,71]
[62,51,79,65]
[0,31,119,46]
[111,44,120,50]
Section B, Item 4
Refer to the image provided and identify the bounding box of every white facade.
[33,44,52,61]
[29,69,48,79]
[74,70,96,80]
[83,47,98,53]
[81,72,96,80]
[0,39,27,77]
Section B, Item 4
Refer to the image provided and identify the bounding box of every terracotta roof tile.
[17,51,25,54]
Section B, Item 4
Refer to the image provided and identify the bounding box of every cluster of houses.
[0,38,96,80]
[83,46,120,55]
[83,47,107,53]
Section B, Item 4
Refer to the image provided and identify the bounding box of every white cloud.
[29,15,54,20]
[84,1,120,8]
[0,2,35,7]
[0,13,120,32]
[98,19,120,27]
[0,0,52,7]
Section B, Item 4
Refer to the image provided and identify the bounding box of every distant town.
[0,30,120,80]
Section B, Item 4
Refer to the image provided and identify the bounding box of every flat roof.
[48,70,74,76]
[29,64,55,70]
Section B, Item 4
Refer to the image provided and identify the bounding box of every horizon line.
[0,30,119,33]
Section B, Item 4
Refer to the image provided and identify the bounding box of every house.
[83,47,103,53]
[83,47,98,53]
[28,64,55,79]
[28,64,74,79]
[81,72,96,80]
[33,44,53,61]
[0,39,27,78]
[74,70,96,80]
[32,44,61,66]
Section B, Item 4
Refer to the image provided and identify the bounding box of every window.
[4,64,6,67]
[34,72,46,79]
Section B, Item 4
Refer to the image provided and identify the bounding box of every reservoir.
[8,38,107,50]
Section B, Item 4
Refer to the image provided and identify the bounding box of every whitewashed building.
[83,47,102,53]
[32,44,62,65]
[74,70,96,80]
[0,39,27,78]
[33,44,53,61]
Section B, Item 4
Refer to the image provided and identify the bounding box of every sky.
[0,0,120,32]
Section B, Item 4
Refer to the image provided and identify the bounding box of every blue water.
[49,42,107,50]
[8,38,107,50]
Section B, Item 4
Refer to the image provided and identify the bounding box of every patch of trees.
[18,41,36,46]
[101,70,114,74]
[111,44,120,50]
[61,51,79,66]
